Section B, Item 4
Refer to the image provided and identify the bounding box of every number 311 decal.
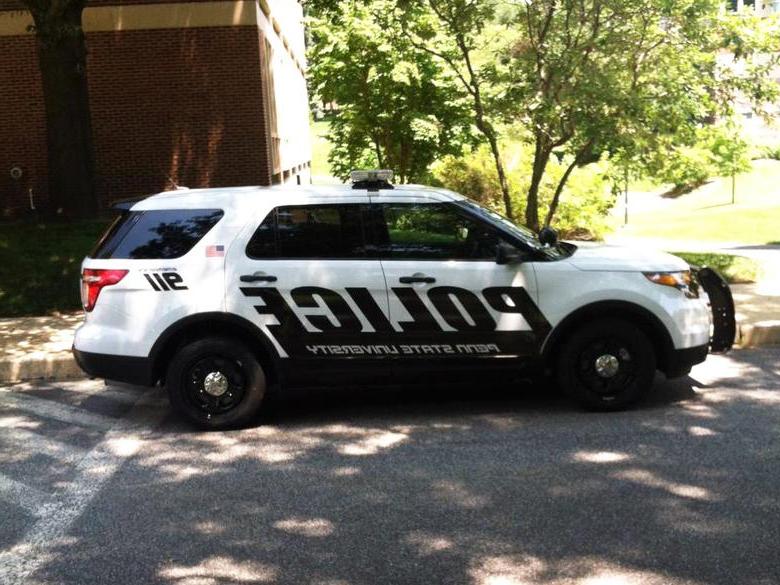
[144,272,188,291]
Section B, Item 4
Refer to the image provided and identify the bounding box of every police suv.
[73,170,735,429]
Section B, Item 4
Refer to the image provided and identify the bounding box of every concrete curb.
[738,321,780,348]
[0,353,84,385]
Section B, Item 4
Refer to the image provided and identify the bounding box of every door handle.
[399,275,436,284]
[240,274,277,283]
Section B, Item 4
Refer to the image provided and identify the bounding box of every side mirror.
[495,242,522,265]
[539,226,558,247]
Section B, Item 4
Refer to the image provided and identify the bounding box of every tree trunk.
[526,135,551,232]
[545,157,578,227]
[372,137,385,169]
[484,131,513,220]
[34,3,97,218]
[545,139,596,226]
[474,115,513,219]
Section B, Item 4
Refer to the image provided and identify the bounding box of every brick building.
[0,0,311,216]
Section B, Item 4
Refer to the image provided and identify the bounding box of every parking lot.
[1,348,779,585]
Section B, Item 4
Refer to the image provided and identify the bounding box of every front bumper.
[695,267,736,353]
[664,344,709,378]
[72,347,155,386]
[660,267,734,378]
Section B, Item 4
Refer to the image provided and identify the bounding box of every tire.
[166,337,266,430]
[556,319,656,411]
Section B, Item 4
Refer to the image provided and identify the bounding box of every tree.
[307,1,472,183]
[309,0,779,230]
[23,0,97,217]
[393,0,719,228]
[393,0,517,218]
[705,122,751,180]
[501,1,709,229]
[393,0,780,229]
[504,0,780,229]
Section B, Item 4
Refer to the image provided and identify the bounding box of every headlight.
[643,270,699,299]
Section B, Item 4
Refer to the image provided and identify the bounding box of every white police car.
[73,170,735,429]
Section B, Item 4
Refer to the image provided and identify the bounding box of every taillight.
[81,269,128,312]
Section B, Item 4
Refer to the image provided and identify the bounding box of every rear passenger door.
[225,198,393,377]
[368,197,549,363]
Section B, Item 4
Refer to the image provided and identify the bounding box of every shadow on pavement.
[21,349,780,585]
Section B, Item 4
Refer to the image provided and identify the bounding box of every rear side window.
[90,209,223,259]
[246,204,367,259]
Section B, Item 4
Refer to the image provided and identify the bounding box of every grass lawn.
[619,159,780,244]
[0,220,110,317]
[311,119,339,183]
[671,252,761,284]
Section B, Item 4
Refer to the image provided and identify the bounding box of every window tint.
[91,209,223,259]
[378,203,501,260]
[245,209,276,258]
[246,205,366,259]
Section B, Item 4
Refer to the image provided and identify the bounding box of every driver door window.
[376,203,502,260]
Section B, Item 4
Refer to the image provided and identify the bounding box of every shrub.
[671,252,760,284]
[655,145,713,193]
[432,139,615,240]
[648,122,752,195]
[760,144,780,160]
[0,220,109,317]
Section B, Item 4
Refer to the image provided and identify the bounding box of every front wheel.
[166,337,266,429]
[556,319,656,411]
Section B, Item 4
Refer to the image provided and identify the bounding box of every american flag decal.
[206,245,225,257]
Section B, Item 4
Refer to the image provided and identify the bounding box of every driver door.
[368,196,550,364]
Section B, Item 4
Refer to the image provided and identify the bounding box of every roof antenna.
[165,174,188,191]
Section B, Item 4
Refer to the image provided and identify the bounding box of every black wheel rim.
[183,355,247,418]
[576,337,637,399]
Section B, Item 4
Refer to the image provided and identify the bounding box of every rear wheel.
[556,319,656,411]
[166,337,266,429]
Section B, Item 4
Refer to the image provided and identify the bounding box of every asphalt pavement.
[1,349,779,585]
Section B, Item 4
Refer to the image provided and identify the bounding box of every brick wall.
[87,26,272,207]
[0,0,221,9]
[0,34,47,216]
[0,23,275,214]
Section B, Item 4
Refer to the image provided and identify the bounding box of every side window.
[90,209,223,259]
[245,209,276,258]
[246,204,367,259]
[378,203,501,260]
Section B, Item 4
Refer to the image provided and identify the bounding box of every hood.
[567,245,689,272]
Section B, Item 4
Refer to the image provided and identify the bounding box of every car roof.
[129,184,467,212]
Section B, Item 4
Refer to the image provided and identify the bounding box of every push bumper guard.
[695,267,736,353]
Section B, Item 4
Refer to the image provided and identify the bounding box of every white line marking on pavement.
[0,424,87,467]
[0,474,49,515]
[65,384,146,405]
[0,389,167,585]
[1,391,118,430]
[1,380,146,407]
[0,380,104,395]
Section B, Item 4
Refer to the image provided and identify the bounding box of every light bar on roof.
[350,169,394,184]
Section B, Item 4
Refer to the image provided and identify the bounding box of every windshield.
[454,199,574,260]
